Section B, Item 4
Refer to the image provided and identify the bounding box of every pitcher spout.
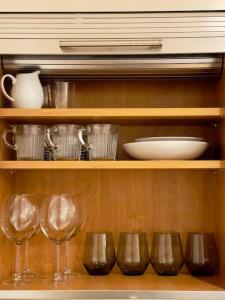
[33,70,40,76]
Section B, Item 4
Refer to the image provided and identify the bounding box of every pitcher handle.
[78,128,92,150]
[2,129,17,150]
[1,74,16,102]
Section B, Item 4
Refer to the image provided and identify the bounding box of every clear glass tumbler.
[185,232,219,276]
[46,124,83,160]
[116,232,150,276]
[2,124,46,160]
[150,232,184,276]
[83,232,116,275]
[46,82,72,108]
[79,124,118,160]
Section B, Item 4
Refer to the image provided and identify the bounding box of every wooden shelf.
[0,273,223,292]
[0,108,223,124]
[0,160,222,170]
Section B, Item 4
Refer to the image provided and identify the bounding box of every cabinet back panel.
[0,172,14,280]
[41,79,218,109]
[0,170,213,277]
[217,173,225,275]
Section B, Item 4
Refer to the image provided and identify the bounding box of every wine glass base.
[21,271,40,282]
[43,273,65,286]
[64,269,81,279]
[2,275,25,286]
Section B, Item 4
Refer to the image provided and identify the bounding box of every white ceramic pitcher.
[1,71,44,108]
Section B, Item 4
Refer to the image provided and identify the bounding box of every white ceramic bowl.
[123,140,209,160]
[135,136,204,142]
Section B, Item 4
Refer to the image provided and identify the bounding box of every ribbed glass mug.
[46,124,83,160]
[2,124,46,160]
[79,124,118,160]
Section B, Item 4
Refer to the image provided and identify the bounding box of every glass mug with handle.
[2,124,46,160]
[79,124,118,160]
[46,124,83,160]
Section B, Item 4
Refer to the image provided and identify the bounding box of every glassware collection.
[0,72,219,292]
[2,124,119,161]
[0,194,85,286]
[0,194,219,285]
[0,74,210,161]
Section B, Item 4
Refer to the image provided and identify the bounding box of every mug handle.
[78,128,92,150]
[1,74,16,102]
[45,128,58,161]
[46,128,57,149]
[2,129,17,150]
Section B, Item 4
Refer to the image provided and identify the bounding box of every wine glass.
[39,194,79,285]
[21,227,40,280]
[0,194,39,285]
[64,199,85,278]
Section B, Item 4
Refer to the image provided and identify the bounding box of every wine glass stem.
[56,243,62,277]
[65,240,69,271]
[15,242,22,279]
[23,239,30,272]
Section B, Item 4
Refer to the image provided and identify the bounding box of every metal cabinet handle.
[59,39,163,55]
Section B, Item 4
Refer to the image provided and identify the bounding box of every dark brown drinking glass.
[150,232,184,276]
[117,232,150,276]
[185,232,219,276]
[83,232,116,275]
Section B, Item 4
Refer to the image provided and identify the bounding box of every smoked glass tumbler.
[83,232,116,275]
[2,124,46,160]
[117,232,150,276]
[150,232,184,276]
[185,232,219,276]
[79,124,118,160]
[46,124,83,160]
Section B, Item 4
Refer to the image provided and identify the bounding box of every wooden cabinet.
[0,66,225,299]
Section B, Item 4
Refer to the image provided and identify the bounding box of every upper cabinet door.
[0,0,225,12]
[1,12,225,54]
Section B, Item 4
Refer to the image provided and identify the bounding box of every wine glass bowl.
[40,194,77,243]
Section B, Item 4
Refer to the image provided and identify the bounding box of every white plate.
[135,136,205,142]
[123,140,209,160]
